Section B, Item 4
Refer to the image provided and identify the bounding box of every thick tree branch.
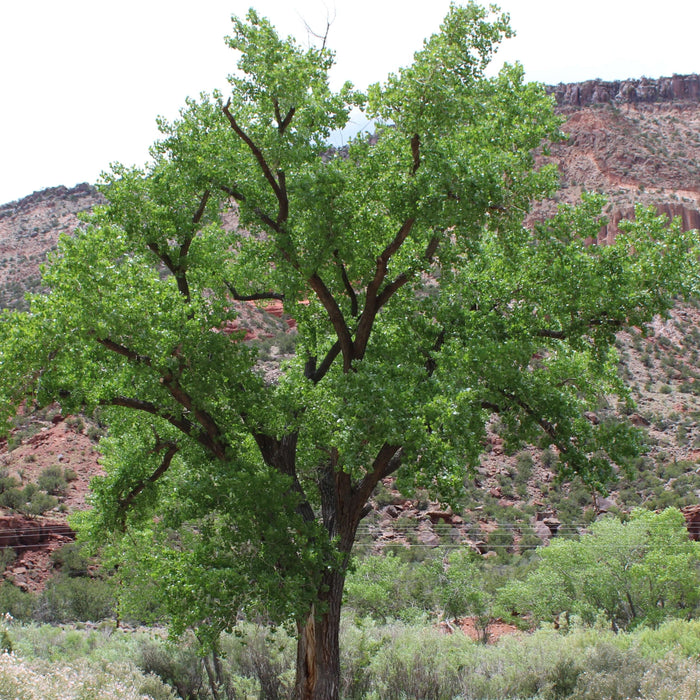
[144,191,209,304]
[495,387,567,453]
[225,282,284,302]
[117,440,179,528]
[147,242,191,300]
[352,443,403,514]
[95,337,152,366]
[376,236,440,311]
[219,185,281,234]
[220,184,247,203]
[252,431,316,524]
[223,99,283,202]
[333,250,358,317]
[536,329,566,340]
[353,218,416,360]
[425,329,446,377]
[222,99,290,230]
[307,273,354,372]
[305,340,342,384]
[160,373,228,460]
[105,396,195,438]
[191,189,211,226]
[273,98,296,134]
[96,337,228,458]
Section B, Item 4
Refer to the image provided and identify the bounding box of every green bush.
[223,622,296,700]
[499,509,700,631]
[37,465,68,496]
[138,637,208,700]
[21,490,58,515]
[51,543,90,577]
[571,643,646,699]
[487,524,513,561]
[344,552,441,622]
[0,582,36,621]
[35,575,116,623]
[0,471,19,494]
[0,487,26,510]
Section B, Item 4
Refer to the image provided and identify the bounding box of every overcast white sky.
[1,0,698,205]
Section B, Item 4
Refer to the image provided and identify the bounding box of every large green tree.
[1,4,698,698]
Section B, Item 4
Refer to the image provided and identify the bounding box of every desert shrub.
[340,618,383,699]
[351,621,469,700]
[223,622,296,700]
[64,415,85,434]
[0,483,57,515]
[517,526,541,553]
[0,582,36,621]
[486,524,514,561]
[631,618,700,659]
[51,543,90,577]
[0,471,19,493]
[0,487,26,510]
[138,636,209,699]
[37,465,67,495]
[21,490,58,515]
[35,575,116,623]
[0,547,16,573]
[344,552,441,622]
[540,447,558,470]
[63,468,79,482]
[570,642,646,699]
[515,450,534,477]
[440,550,495,642]
[639,654,700,700]
[0,629,12,654]
[0,652,175,699]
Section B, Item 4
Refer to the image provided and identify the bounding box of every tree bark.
[294,567,346,700]
[293,460,360,700]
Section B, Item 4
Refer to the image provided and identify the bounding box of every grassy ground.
[1,617,700,699]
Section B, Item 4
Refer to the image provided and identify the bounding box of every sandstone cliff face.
[549,74,700,108]
[532,74,700,242]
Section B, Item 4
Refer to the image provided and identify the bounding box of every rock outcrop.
[549,74,700,108]
[682,505,700,541]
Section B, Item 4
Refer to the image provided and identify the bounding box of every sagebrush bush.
[35,575,116,623]
[37,465,68,495]
[222,622,296,699]
[138,636,208,699]
[639,655,700,700]
[570,642,646,699]
[0,582,35,622]
[0,651,175,699]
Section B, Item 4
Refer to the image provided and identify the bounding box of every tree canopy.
[1,3,698,698]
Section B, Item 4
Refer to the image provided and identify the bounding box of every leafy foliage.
[500,508,700,631]
[0,2,698,695]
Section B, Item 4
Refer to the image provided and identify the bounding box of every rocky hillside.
[537,73,700,240]
[1,74,700,588]
[0,184,102,310]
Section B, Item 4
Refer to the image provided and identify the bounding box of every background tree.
[0,4,698,699]
[499,508,700,631]
[441,550,496,642]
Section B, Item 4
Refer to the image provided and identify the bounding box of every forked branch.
[117,440,179,528]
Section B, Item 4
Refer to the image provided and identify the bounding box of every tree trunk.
[293,459,359,700]
[294,567,346,700]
